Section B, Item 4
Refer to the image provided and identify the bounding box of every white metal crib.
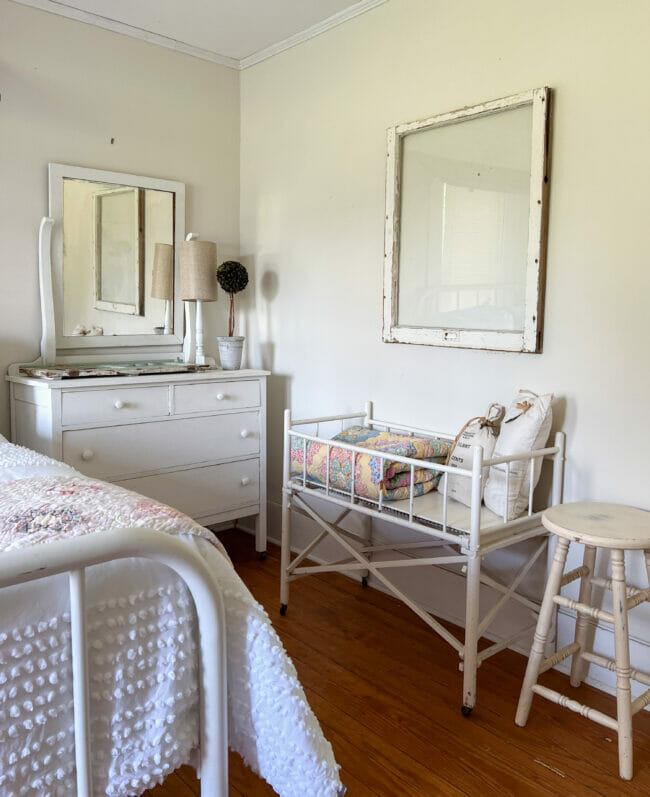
[280,402,566,714]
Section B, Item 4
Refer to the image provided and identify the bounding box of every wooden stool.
[515,502,650,780]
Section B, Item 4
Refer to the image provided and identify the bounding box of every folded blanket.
[290,425,450,501]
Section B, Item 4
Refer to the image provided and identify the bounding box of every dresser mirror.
[48,163,185,353]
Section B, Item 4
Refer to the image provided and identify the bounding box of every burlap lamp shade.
[151,243,174,300]
[180,240,218,301]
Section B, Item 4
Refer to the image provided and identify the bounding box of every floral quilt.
[290,425,450,501]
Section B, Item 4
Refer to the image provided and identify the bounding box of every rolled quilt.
[290,425,450,501]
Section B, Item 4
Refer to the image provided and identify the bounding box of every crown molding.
[9,0,240,69]
[238,0,388,69]
[10,0,388,70]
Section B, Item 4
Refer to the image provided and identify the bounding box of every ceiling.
[13,0,387,68]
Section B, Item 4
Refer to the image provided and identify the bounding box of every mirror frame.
[48,163,185,351]
[382,87,551,353]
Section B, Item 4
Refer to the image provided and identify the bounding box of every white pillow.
[446,403,505,507]
[483,390,553,520]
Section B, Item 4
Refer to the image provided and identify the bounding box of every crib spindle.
[528,456,536,516]
[302,439,307,487]
[326,444,330,496]
[409,465,415,522]
[504,463,511,522]
[442,471,448,533]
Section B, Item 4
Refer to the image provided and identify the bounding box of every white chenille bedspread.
[0,440,343,796]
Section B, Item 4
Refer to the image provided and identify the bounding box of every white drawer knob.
[216,393,226,401]
[113,399,125,409]
[240,476,251,486]
[240,429,250,439]
[81,449,94,461]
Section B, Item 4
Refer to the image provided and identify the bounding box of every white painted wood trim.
[383,87,551,353]
[9,0,239,68]
[48,163,185,354]
[11,0,387,70]
[239,0,388,68]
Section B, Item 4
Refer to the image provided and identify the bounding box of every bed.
[280,402,566,715]
[0,436,343,797]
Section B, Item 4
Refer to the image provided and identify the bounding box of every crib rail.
[281,401,567,714]
[284,403,566,550]
[0,528,228,797]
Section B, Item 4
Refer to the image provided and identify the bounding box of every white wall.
[0,0,240,429]
[240,0,650,685]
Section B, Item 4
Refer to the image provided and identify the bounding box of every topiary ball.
[217,261,249,295]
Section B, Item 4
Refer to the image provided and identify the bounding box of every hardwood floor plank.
[146,531,650,796]
[244,546,650,787]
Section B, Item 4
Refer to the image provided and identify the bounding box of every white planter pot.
[217,336,244,370]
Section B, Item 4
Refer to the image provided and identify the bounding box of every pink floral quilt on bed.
[0,474,224,554]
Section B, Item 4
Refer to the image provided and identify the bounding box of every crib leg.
[280,489,291,615]
[462,553,481,715]
[361,515,372,588]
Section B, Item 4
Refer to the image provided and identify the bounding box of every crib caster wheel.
[361,576,368,588]
[258,551,267,561]
[280,604,288,616]
[461,705,473,717]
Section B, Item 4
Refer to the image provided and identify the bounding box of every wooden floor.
[146,530,650,796]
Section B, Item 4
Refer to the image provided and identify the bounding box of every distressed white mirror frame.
[383,87,551,353]
[45,163,185,358]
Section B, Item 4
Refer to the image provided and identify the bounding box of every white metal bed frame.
[0,527,228,796]
[281,402,566,715]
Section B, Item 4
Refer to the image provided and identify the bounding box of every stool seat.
[543,502,650,549]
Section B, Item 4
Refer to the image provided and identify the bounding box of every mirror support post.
[38,216,56,364]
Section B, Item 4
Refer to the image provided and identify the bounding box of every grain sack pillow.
[483,390,553,521]
[446,403,505,507]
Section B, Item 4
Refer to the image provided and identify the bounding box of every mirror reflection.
[397,104,532,333]
[62,178,174,336]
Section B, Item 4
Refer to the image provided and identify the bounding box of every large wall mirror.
[49,163,185,351]
[383,87,550,352]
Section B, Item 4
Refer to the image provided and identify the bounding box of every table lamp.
[180,234,217,364]
[151,243,174,334]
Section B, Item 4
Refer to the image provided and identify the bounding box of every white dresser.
[7,368,269,555]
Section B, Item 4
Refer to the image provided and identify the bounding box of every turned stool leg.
[570,544,597,687]
[611,549,633,780]
[516,536,570,727]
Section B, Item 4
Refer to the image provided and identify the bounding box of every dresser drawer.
[114,459,260,519]
[173,380,260,415]
[63,411,260,479]
[61,386,169,427]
